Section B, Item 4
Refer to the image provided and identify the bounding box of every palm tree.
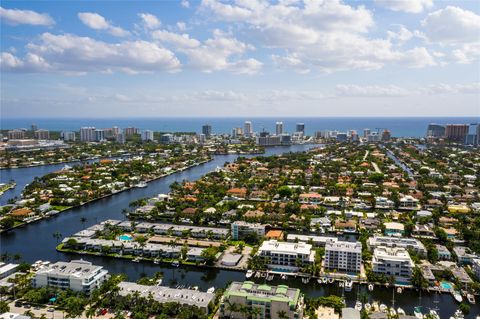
[277,310,289,319]
[85,306,96,319]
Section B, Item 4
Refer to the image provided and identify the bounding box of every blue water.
[119,235,133,241]
[2,117,478,137]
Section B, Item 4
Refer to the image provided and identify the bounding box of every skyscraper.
[244,121,253,137]
[142,130,154,141]
[426,124,445,138]
[295,123,305,134]
[275,121,284,135]
[363,128,371,138]
[202,124,212,137]
[80,127,96,142]
[445,124,469,143]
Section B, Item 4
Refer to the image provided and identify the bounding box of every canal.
[1,144,478,317]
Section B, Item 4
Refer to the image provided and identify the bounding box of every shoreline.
[0,157,213,233]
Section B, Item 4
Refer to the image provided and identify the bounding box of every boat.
[372,301,379,312]
[317,278,323,284]
[452,290,463,303]
[450,310,464,319]
[266,274,274,281]
[467,293,476,304]
[301,277,310,284]
[364,303,371,312]
[192,286,199,291]
[344,280,353,292]
[207,287,215,294]
[397,287,403,294]
[339,281,344,288]
[368,283,374,291]
[135,181,148,188]
[322,277,328,284]
[429,310,440,319]
[245,270,254,279]
[379,304,387,313]
[261,272,267,278]
[327,277,334,284]
[281,274,287,280]
[354,301,362,311]
[255,271,261,278]
[153,258,160,264]
[171,260,180,267]
[132,257,141,263]
[397,308,405,315]
[389,308,397,316]
[414,306,423,319]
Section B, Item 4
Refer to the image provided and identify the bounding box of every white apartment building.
[231,221,266,240]
[372,247,414,283]
[375,197,395,209]
[258,240,314,272]
[324,241,362,274]
[399,195,420,210]
[472,259,480,279]
[33,260,108,294]
[80,127,96,142]
[367,236,427,256]
[142,130,154,141]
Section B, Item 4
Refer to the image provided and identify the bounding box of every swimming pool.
[119,234,133,241]
[440,281,453,290]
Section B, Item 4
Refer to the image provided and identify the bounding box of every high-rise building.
[295,123,305,134]
[116,133,125,144]
[62,131,76,141]
[124,127,139,137]
[465,123,478,146]
[34,129,50,140]
[258,240,314,271]
[7,129,26,140]
[276,121,284,135]
[94,129,105,142]
[244,121,253,137]
[111,126,121,137]
[363,128,371,138]
[220,281,304,319]
[426,124,445,138]
[202,124,212,137]
[231,127,243,139]
[80,127,96,142]
[256,132,282,146]
[160,134,173,144]
[141,130,154,141]
[381,129,391,141]
[372,247,414,283]
[445,124,469,143]
[31,123,38,132]
[324,241,362,273]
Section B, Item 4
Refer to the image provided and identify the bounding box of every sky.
[1,0,479,118]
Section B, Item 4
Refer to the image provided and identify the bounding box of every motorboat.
[389,308,397,316]
[345,280,353,292]
[322,277,328,284]
[467,293,476,304]
[450,310,464,319]
[372,301,379,312]
[453,290,463,303]
[364,303,371,312]
[132,257,141,263]
[368,283,374,291]
[153,258,160,264]
[317,278,323,284]
[281,274,288,280]
[397,287,403,294]
[397,308,405,315]
[135,181,148,188]
[429,310,440,319]
[339,281,344,288]
[354,301,362,311]
[301,277,310,284]
[379,304,387,313]
[327,277,334,284]
[266,273,274,281]
[246,270,254,279]
[171,260,180,267]
[207,287,215,294]
[414,306,423,319]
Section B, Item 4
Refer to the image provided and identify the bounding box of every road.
[7,301,114,319]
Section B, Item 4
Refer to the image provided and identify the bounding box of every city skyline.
[1,0,479,118]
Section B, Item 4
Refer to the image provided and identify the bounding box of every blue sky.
[1,0,479,117]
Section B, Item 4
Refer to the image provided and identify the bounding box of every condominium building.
[80,127,96,142]
[244,121,253,137]
[472,259,480,279]
[372,247,414,283]
[324,241,362,274]
[231,221,266,241]
[141,130,154,141]
[295,123,305,134]
[118,282,214,314]
[34,129,50,140]
[202,124,212,137]
[258,240,314,272]
[124,127,139,137]
[33,260,108,294]
[367,236,427,256]
[62,131,76,141]
[426,124,445,138]
[445,124,469,143]
[276,122,284,135]
[7,129,25,140]
[220,281,304,319]
[94,129,105,142]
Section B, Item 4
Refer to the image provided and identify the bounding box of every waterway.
[1,144,478,317]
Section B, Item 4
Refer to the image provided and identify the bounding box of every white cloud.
[374,0,433,14]
[422,6,480,44]
[200,0,438,72]
[0,6,54,26]
[138,13,161,29]
[152,30,200,48]
[181,0,190,8]
[78,12,130,37]
[1,33,180,74]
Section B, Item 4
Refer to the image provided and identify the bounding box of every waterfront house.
[372,247,414,283]
[383,222,404,236]
[453,246,477,264]
[258,240,314,272]
[435,245,451,260]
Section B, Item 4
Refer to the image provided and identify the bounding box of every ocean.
[1,117,478,138]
